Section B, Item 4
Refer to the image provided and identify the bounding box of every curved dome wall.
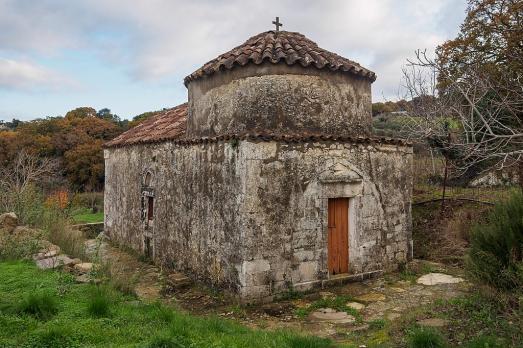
[186,63,372,137]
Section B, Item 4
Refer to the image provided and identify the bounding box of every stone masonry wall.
[104,139,412,301]
[236,141,412,300]
[187,63,372,137]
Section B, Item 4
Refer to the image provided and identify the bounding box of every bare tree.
[400,50,523,187]
[0,151,57,212]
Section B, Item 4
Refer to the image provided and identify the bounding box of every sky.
[0,0,468,121]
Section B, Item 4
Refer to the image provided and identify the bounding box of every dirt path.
[89,239,471,342]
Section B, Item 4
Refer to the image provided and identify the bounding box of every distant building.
[104,29,413,302]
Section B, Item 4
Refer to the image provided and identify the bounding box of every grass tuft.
[26,325,80,348]
[87,286,111,318]
[17,292,58,320]
[407,327,447,348]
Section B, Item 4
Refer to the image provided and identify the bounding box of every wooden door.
[328,198,349,275]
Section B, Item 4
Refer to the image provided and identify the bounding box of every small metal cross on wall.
[272,17,283,32]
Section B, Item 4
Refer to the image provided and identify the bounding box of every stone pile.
[0,212,100,284]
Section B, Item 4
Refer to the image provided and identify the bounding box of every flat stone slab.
[346,302,366,311]
[355,292,386,302]
[309,308,355,324]
[417,318,448,327]
[416,273,464,286]
[36,255,75,269]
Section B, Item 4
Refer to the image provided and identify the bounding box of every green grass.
[87,286,112,318]
[0,261,333,348]
[16,292,58,320]
[406,327,447,348]
[71,210,104,224]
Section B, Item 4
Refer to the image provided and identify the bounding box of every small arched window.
[144,171,153,187]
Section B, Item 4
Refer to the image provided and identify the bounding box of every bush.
[407,327,447,348]
[467,191,523,289]
[0,233,41,261]
[17,292,58,320]
[87,286,111,317]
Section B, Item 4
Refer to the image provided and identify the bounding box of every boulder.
[36,255,75,270]
[0,212,18,233]
[74,262,94,273]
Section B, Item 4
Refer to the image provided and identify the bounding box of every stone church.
[104,28,413,302]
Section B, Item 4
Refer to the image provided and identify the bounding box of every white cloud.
[0,0,467,98]
[0,58,76,91]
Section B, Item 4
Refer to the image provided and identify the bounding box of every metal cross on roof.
[272,17,283,32]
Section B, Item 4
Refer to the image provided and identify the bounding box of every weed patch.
[407,326,447,348]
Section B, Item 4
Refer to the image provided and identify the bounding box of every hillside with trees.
[0,107,169,193]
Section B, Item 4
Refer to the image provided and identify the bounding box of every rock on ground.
[416,273,464,286]
[33,244,61,260]
[309,308,355,324]
[346,302,366,311]
[74,262,94,273]
[36,255,76,270]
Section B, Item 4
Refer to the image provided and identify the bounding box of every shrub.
[407,327,447,348]
[87,286,111,317]
[467,191,523,289]
[0,234,41,261]
[17,292,58,320]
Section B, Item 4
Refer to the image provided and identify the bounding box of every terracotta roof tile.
[184,31,376,86]
[104,109,411,148]
[104,103,187,148]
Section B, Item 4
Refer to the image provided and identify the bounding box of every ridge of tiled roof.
[104,103,187,148]
[105,115,411,149]
[184,31,376,86]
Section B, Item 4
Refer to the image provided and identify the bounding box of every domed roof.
[184,30,376,86]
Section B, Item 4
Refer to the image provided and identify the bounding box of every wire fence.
[412,153,516,205]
